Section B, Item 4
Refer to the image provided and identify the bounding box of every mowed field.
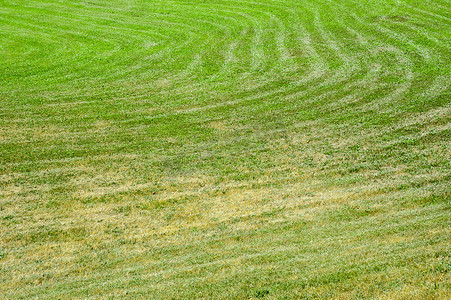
[0,0,450,298]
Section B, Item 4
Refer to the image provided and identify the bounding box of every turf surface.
[0,0,450,298]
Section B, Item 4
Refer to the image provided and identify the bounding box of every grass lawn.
[0,0,450,298]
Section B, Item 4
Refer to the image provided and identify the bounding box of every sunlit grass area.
[0,0,450,298]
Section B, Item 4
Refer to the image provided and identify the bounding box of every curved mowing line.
[2,0,446,123]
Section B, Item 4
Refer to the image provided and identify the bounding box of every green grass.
[0,0,450,298]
